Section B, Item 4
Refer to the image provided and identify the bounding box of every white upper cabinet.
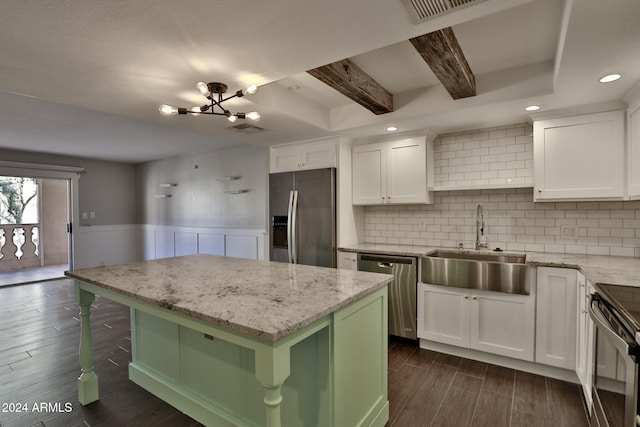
[533,110,625,201]
[270,139,337,173]
[352,136,433,205]
[627,97,640,199]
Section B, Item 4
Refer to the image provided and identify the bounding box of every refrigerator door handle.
[287,190,294,263]
[291,190,299,264]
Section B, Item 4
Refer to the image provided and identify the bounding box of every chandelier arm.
[219,93,241,104]
[207,98,231,115]
[185,110,229,116]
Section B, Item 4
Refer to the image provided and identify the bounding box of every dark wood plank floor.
[1,279,590,427]
[387,338,591,427]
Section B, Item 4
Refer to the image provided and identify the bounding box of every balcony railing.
[0,224,40,272]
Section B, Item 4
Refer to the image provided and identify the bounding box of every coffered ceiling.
[0,0,638,163]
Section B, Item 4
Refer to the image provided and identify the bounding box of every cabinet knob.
[464,295,469,299]
[472,296,478,300]
[538,188,542,193]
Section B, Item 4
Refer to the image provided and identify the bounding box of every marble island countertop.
[340,243,640,288]
[66,254,392,342]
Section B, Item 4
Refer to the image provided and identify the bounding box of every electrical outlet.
[561,225,578,239]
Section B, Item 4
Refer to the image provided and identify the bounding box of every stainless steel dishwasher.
[357,253,417,340]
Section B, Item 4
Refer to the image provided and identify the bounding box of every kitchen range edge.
[66,254,393,427]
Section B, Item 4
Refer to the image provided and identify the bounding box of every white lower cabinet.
[536,267,578,369]
[337,250,357,270]
[417,283,535,361]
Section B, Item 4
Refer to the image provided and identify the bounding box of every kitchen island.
[65,254,392,427]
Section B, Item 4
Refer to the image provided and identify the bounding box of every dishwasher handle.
[377,262,393,269]
[358,254,416,265]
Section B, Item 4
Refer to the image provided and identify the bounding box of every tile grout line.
[509,369,516,427]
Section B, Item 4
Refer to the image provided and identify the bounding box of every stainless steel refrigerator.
[269,168,336,267]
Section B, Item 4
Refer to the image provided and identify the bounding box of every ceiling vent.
[401,0,489,23]
[226,123,266,134]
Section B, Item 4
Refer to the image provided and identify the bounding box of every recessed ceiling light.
[524,105,541,112]
[599,73,622,83]
[386,126,398,132]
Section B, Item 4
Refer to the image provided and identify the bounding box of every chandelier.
[159,81,260,123]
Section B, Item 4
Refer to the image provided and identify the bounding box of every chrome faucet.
[476,203,488,250]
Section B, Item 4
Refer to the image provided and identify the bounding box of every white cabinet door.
[387,138,428,204]
[352,143,386,205]
[270,140,337,173]
[536,267,578,369]
[576,274,594,412]
[418,283,535,361]
[352,137,433,205]
[270,144,301,173]
[533,110,625,201]
[470,291,535,361]
[299,141,337,170]
[417,283,468,347]
[337,251,357,270]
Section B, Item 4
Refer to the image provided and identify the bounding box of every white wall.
[135,144,268,230]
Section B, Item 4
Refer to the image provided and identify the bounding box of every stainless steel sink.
[427,250,526,264]
[421,251,529,295]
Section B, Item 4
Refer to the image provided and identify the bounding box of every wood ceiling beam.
[410,27,476,99]
[307,59,393,115]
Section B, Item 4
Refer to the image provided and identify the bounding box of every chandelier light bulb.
[195,81,211,97]
[227,114,238,123]
[245,85,258,95]
[246,111,261,121]
[159,104,178,115]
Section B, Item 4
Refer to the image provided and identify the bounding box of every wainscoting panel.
[175,231,198,257]
[72,225,266,269]
[140,225,266,262]
[198,233,225,256]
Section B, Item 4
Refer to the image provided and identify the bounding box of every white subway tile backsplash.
[364,188,640,258]
[362,122,640,257]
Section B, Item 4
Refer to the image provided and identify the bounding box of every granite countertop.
[66,254,392,342]
[340,243,640,288]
